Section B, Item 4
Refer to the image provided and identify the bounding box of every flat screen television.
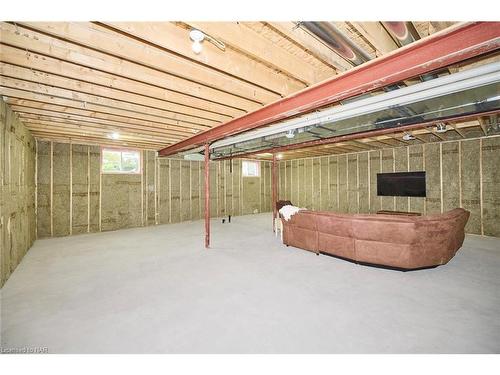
[377,171,426,197]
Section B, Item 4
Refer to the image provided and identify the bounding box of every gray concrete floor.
[1,213,500,353]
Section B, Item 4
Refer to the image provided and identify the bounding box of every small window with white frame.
[101,148,141,174]
[242,160,260,177]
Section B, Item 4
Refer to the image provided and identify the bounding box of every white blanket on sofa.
[279,205,304,221]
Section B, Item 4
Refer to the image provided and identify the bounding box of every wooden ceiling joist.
[159,22,500,157]
[31,133,164,150]
[16,111,187,140]
[25,123,172,146]
[0,77,220,131]
[0,22,259,113]
[0,63,223,127]
[2,20,494,154]
[16,22,278,106]
[478,117,489,135]
[349,22,399,55]
[267,22,353,72]
[0,89,216,133]
[0,44,238,120]
[7,101,206,136]
[186,22,334,85]
[21,115,180,138]
[101,22,305,97]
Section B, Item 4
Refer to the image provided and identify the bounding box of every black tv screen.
[377,171,426,197]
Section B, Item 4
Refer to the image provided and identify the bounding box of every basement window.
[101,148,141,174]
[242,160,260,177]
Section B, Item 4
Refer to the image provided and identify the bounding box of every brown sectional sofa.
[282,208,470,270]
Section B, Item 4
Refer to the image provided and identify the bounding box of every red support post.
[204,143,210,248]
[272,153,277,233]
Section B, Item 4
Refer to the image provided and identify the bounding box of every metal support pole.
[272,153,277,233]
[204,143,210,248]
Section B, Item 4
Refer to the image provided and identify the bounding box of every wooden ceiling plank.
[103,22,304,97]
[16,111,188,139]
[24,120,175,143]
[350,22,399,55]
[0,62,220,127]
[17,22,277,106]
[478,117,489,135]
[187,22,333,85]
[448,123,466,138]
[267,22,353,72]
[1,89,216,132]
[0,44,237,120]
[30,132,165,150]
[7,101,204,136]
[0,77,218,131]
[427,127,446,140]
[1,22,261,111]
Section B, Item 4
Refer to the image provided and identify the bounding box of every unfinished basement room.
[1,8,500,362]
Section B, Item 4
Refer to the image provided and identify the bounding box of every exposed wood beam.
[275,119,490,159]
[0,77,218,130]
[0,63,221,127]
[1,88,215,131]
[449,122,466,138]
[159,22,500,157]
[21,118,178,142]
[1,22,262,111]
[218,110,500,160]
[267,22,353,72]
[16,111,188,139]
[350,22,398,55]
[102,22,304,97]
[427,126,446,141]
[26,125,170,148]
[478,117,489,135]
[31,133,164,150]
[187,22,333,85]
[413,133,434,143]
[7,101,203,135]
[0,44,238,119]
[18,22,278,106]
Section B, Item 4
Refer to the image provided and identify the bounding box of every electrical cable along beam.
[158,22,500,157]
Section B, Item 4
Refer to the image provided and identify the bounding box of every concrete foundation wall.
[1,99,36,287]
[36,143,272,238]
[279,136,500,237]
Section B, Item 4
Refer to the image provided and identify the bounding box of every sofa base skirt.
[318,251,441,272]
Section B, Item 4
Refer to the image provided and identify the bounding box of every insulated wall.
[278,136,500,237]
[1,99,36,287]
[36,143,272,238]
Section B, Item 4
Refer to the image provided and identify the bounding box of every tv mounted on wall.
[377,171,426,197]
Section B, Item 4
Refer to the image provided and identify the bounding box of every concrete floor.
[1,213,500,353]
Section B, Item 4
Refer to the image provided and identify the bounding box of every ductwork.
[300,21,371,66]
[382,22,421,47]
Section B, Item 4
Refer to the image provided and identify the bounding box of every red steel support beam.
[204,143,210,248]
[159,22,500,157]
[272,153,278,232]
[217,109,500,161]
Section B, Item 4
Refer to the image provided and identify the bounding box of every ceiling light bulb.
[108,132,120,140]
[190,29,204,55]
[192,41,203,54]
[277,153,283,159]
[189,29,205,42]
[285,129,295,139]
[402,133,415,141]
[435,123,447,133]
